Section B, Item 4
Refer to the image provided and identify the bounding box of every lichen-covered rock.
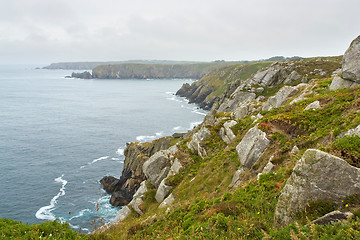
[113,206,132,223]
[329,76,359,90]
[262,86,299,111]
[187,126,211,158]
[290,145,300,155]
[252,64,288,87]
[312,210,354,225]
[128,181,148,215]
[274,149,360,227]
[284,71,301,85]
[342,35,360,83]
[344,124,360,137]
[228,168,244,188]
[158,193,175,209]
[217,91,256,114]
[219,120,237,144]
[143,146,178,188]
[304,100,321,111]
[236,126,270,169]
[155,158,183,202]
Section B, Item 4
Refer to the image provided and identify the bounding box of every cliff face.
[91,62,239,79]
[101,137,172,206]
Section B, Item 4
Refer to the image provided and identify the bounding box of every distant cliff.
[91,62,241,79]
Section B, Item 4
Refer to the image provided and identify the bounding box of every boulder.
[312,210,354,225]
[155,179,173,203]
[158,193,175,209]
[219,120,237,144]
[344,124,360,137]
[342,35,360,83]
[304,100,321,111]
[290,145,300,155]
[329,76,359,91]
[262,86,299,111]
[274,149,360,227]
[228,168,244,188]
[143,146,178,188]
[217,91,256,114]
[128,181,148,215]
[187,126,211,158]
[252,65,288,87]
[236,126,270,169]
[284,71,301,85]
[257,159,275,180]
[113,206,132,223]
[100,176,120,194]
[155,158,183,202]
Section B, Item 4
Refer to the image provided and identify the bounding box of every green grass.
[0,218,88,239]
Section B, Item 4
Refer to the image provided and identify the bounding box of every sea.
[0,64,207,233]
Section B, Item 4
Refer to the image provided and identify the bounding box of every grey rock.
[143,147,177,188]
[217,91,256,113]
[301,77,309,83]
[290,145,300,155]
[284,71,301,85]
[312,210,354,225]
[342,35,360,83]
[219,120,237,144]
[252,65,288,87]
[113,206,131,223]
[329,76,359,91]
[262,86,299,111]
[236,126,270,169]
[344,124,360,137]
[187,126,211,158]
[257,159,275,180]
[274,149,360,227]
[155,178,173,203]
[304,100,321,111]
[158,193,175,209]
[255,87,265,93]
[228,168,244,188]
[129,181,148,215]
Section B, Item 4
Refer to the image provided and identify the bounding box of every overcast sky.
[1,0,359,64]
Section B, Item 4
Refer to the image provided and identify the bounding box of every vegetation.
[0,218,88,239]
[5,56,360,239]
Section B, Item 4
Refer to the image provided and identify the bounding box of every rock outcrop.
[187,126,211,158]
[274,149,360,227]
[101,137,172,206]
[262,86,299,111]
[312,210,354,225]
[304,100,321,111]
[236,126,270,169]
[155,158,183,203]
[128,181,148,216]
[330,76,359,90]
[219,120,237,143]
[143,146,178,188]
[342,35,360,83]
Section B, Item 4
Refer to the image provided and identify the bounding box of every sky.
[1,0,360,65]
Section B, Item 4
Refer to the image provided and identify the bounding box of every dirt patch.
[269,119,303,138]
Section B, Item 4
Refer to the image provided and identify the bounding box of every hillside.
[3,36,360,239]
[91,36,360,239]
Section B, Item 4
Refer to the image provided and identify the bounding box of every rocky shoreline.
[96,35,360,235]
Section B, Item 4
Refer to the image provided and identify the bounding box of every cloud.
[0,0,359,64]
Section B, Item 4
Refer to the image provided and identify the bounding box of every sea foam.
[35,174,67,221]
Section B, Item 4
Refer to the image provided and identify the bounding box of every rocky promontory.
[95,35,360,239]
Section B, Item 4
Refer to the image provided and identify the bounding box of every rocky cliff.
[91,62,241,79]
[96,35,360,239]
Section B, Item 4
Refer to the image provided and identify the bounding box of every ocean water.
[0,65,206,233]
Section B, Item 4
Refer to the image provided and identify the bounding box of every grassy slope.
[4,56,360,239]
[92,59,360,239]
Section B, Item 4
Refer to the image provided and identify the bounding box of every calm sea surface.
[0,65,206,232]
